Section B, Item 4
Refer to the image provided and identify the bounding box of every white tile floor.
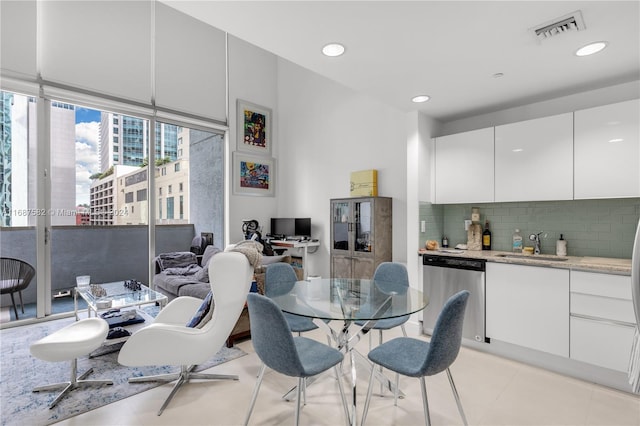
[56,324,640,426]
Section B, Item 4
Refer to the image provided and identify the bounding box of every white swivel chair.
[30,317,113,408]
[118,251,254,416]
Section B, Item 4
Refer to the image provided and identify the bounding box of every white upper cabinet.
[574,99,640,199]
[434,127,494,204]
[494,113,573,202]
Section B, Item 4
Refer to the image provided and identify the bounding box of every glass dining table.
[268,277,429,426]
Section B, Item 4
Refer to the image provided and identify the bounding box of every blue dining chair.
[355,262,410,339]
[244,293,349,426]
[355,262,410,396]
[361,290,470,426]
[264,262,319,335]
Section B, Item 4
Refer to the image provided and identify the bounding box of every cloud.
[75,121,100,205]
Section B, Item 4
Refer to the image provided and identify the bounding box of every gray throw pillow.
[194,246,223,282]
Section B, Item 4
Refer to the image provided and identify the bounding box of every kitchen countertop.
[417,248,632,275]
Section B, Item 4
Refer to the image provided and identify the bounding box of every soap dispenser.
[556,234,567,256]
[512,229,523,253]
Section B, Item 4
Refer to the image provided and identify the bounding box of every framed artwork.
[233,152,275,197]
[237,99,271,155]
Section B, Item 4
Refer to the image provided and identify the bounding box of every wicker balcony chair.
[0,257,36,319]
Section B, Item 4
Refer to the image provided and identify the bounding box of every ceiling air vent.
[532,10,586,41]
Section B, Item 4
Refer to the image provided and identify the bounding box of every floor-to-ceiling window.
[0,91,38,323]
[153,121,224,258]
[48,104,154,319]
[0,97,226,325]
[0,0,228,326]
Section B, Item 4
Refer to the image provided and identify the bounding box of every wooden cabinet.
[486,262,569,357]
[330,197,392,279]
[574,99,640,199]
[494,113,573,202]
[569,270,635,371]
[434,127,494,204]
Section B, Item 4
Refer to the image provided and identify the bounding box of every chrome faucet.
[529,232,543,255]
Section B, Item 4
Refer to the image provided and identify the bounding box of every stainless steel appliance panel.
[422,255,486,343]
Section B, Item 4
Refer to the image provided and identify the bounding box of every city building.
[0,92,30,227]
[89,165,138,226]
[49,102,76,226]
[1,94,75,226]
[90,152,190,226]
[99,112,178,172]
[75,205,90,225]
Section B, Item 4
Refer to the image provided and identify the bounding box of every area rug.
[0,313,247,426]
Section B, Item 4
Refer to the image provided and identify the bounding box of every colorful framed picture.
[237,99,271,155]
[233,152,275,197]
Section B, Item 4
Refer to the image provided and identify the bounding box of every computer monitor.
[294,218,311,238]
[270,218,295,239]
[270,217,312,239]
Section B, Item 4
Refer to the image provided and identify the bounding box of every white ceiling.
[163,1,640,122]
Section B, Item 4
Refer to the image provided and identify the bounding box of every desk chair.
[361,290,470,426]
[244,293,349,426]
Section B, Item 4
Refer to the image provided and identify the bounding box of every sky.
[76,107,100,124]
[74,107,101,206]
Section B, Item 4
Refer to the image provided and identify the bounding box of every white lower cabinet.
[569,270,635,372]
[486,263,569,357]
[570,316,635,372]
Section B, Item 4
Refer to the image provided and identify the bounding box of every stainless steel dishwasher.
[422,254,486,343]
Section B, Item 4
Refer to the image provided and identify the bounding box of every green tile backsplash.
[419,198,640,259]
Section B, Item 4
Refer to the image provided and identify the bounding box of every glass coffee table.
[74,281,167,320]
[74,281,168,352]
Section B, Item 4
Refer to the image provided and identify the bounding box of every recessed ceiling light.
[322,43,345,57]
[512,148,524,153]
[411,95,431,103]
[575,41,608,57]
[608,138,624,143]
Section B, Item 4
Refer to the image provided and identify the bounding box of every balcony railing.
[0,224,195,310]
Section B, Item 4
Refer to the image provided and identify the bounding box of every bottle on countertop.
[482,220,492,250]
[512,229,523,253]
[556,234,567,256]
[442,236,449,248]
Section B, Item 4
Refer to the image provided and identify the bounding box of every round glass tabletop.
[269,278,429,321]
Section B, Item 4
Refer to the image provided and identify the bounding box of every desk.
[269,240,320,279]
[269,278,428,425]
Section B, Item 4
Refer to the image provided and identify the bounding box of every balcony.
[0,224,195,323]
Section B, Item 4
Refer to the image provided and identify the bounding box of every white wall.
[227,35,279,244]
[406,112,441,290]
[276,58,407,278]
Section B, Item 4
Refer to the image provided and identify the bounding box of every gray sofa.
[153,248,218,301]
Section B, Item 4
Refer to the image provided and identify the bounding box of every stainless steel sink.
[495,254,569,262]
